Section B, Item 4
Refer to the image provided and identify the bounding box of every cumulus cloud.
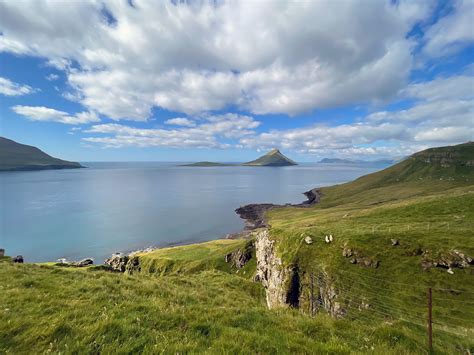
[239,72,473,156]
[12,105,100,125]
[164,118,196,127]
[83,113,260,148]
[423,0,474,57]
[0,76,35,96]
[0,0,432,119]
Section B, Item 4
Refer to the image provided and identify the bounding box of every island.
[0,137,83,171]
[181,149,298,167]
[242,148,297,166]
[180,161,234,167]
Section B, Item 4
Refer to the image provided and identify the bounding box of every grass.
[0,259,442,354]
[136,238,256,277]
[263,144,474,353]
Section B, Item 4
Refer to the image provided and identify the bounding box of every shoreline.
[108,187,322,261]
[10,187,322,265]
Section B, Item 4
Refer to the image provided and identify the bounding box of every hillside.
[243,149,297,166]
[0,137,83,171]
[1,142,473,353]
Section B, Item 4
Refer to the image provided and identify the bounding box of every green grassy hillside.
[265,142,474,352]
[0,137,83,171]
[1,258,441,354]
[1,142,473,353]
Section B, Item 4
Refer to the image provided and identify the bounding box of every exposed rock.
[125,256,141,274]
[12,255,23,263]
[447,268,454,275]
[235,204,276,229]
[225,241,254,269]
[421,249,473,271]
[235,188,322,231]
[315,272,345,318]
[254,229,293,309]
[304,236,313,245]
[342,246,378,268]
[301,189,323,205]
[342,247,353,257]
[74,258,94,267]
[391,239,399,246]
[105,254,130,272]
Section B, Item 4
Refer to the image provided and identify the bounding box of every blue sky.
[0,0,472,162]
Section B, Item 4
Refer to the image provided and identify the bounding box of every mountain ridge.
[242,148,297,166]
[0,137,83,171]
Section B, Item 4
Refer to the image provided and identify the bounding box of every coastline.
[106,187,322,261]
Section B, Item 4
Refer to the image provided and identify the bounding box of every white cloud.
[239,73,473,156]
[11,105,100,125]
[164,118,195,127]
[423,0,474,57]
[0,76,35,96]
[83,113,260,148]
[0,0,432,119]
[46,73,59,81]
[414,126,473,142]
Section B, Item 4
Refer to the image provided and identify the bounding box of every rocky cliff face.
[254,229,294,308]
[253,229,345,317]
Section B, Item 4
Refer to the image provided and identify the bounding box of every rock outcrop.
[104,253,141,273]
[225,240,254,268]
[105,254,130,272]
[342,245,379,268]
[235,188,322,231]
[421,249,473,271]
[254,229,296,308]
[55,258,94,267]
[12,255,24,263]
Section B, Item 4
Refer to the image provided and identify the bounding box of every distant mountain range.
[0,137,83,171]
[182,149,297,167]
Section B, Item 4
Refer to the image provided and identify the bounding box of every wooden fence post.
[428,287,433,353]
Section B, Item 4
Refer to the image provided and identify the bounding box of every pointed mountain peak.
[243,149,297,166]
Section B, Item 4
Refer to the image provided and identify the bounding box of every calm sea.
[0,162,388,262]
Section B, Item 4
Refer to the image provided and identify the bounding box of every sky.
[0,0,473,162]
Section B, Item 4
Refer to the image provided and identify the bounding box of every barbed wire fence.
[300,220,473,236]
[306,269,474,353]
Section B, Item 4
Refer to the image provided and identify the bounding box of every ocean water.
[0,162,387,262]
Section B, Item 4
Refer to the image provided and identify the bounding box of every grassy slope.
[266,143,474,353]
[136,239,256,277]
[1,258,435,354]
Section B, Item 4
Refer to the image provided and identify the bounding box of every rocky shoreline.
[235,188,322,231]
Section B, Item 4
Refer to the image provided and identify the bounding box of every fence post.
[428,287,433,353]
[310,272,315,317]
